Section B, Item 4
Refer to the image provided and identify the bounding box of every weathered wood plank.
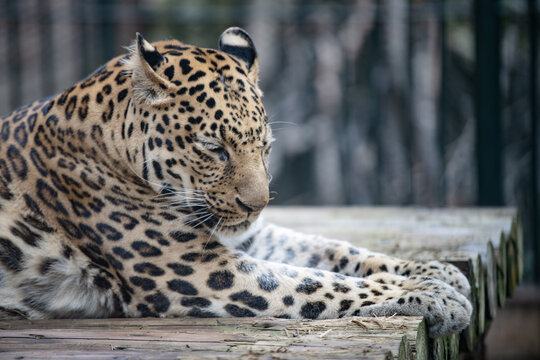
[263,206,520,357]
[463,257,478,352]
[0,317,423,360]
[0,348,394,360]
[0,207,521,360]
[475,255,486,335]
[262,208,516,258]
[515,217,524,282]
[486,240,499,319]
[497,233,508,307]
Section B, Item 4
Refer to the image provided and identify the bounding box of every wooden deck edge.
[0,316,468,360]
[0,207,522,360]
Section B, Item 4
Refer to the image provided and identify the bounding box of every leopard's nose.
[236,198,267,213]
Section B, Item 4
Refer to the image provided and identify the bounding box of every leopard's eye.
[211,147,229,161]
[204,144,229,161]
[199,141,229,162]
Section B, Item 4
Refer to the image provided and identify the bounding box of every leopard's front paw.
[401,276,472,337]
[355,275,472,338]
[403,261,471,297]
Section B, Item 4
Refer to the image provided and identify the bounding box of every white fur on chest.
[217,217,265,250]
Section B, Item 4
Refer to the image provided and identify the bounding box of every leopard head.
[123,28,273,235]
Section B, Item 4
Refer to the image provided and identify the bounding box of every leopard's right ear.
[124,33,170,106]
[219,27,259,85]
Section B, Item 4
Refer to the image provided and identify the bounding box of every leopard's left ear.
[125,32,170,106]
[219,27,259,84]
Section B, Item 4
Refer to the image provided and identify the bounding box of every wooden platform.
[0,207,521,360]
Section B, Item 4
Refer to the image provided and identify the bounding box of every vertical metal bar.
[528,0,539,282]
[373,0,383,204]
[342,40,352,205]
[6,0,21,110]
[474,0,503,206]
[405,0,414,205]
[97,0,116,62]
[135,0,150,36]
[437,0,447,206]
[72,1,90,78]
[39,0,55,96]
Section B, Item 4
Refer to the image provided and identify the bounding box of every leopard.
[0,27,471,338]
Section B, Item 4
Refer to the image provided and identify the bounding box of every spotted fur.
[0,27,471,337]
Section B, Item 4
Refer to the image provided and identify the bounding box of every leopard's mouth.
[205,211,252,228]
[213,218,253,238]
[203,207,257,234]
[220,217,251,228]
[155,184,256,231]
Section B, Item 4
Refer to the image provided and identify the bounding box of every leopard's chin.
[221,218,250,229]
[212,216,256,237]
[210,216,250,229]
[204,204,262,235]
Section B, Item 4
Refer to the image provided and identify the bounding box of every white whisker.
[189,213,214,228]
[204,216,223,249]
[269,120,297,125]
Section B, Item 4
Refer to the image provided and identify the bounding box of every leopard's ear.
[219,27,259,85]
[124,33,170,106]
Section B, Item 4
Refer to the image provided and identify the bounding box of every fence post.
[474,0,503,206]
[39,0,55,95]
[6,0,21,109]
[437,0,447,206]
[373,0,383,204]
[98,0,116,62]
[71,2,90,78]
[528,0,539,282]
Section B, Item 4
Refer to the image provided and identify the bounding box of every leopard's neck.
[29,57,145,186]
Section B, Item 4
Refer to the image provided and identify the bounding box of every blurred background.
[0,0,538,355]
